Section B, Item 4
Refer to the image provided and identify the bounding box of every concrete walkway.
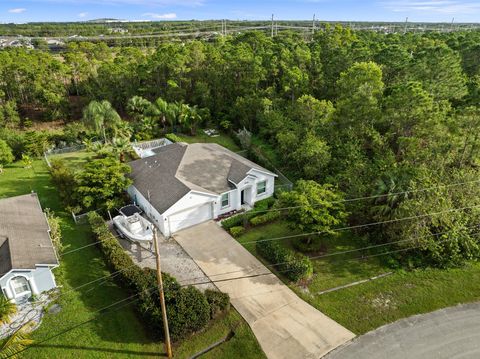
[174,221,355,359]
[325,302,480,359]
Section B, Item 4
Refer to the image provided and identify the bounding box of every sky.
[2,0,480,23]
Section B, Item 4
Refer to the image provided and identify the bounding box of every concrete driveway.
[174,221,355,359]
[325,302,480,359]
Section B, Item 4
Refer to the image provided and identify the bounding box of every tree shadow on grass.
[32,343,163,357]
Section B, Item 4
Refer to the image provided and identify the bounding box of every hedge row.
[249,211,280,226]
[256,240,313,282]
[165,133,183,143]
[222,197,277,230]
[88,212,229,341]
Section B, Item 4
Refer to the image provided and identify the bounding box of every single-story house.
[128,142,277,237]
[0,193,59,303]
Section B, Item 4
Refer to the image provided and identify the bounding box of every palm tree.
[148,98,169,132]
[0,295,16,325]
[0,323,33,358]
[126,96,151,121]
[178,104,202,136]
[111,137,132,162]
[167,101,181,133]
[82,100,122,143]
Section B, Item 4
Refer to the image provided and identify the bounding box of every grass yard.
[174,132,241,152]
[0,161,264,359]
[236,221,480,335]
[47,150,95,171]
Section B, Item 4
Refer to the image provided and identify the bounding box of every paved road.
[174,221,354,359]
[326,302,480,359]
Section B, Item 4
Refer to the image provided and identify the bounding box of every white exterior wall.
[128,170,275,237]
[215,188,241,217]
[127,185,166,235]
[0,266,57,302]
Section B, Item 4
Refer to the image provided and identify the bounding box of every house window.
[221,193,229,208]
[257,181,267,195]
[11,277,30,296]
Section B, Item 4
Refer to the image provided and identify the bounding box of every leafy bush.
[165,133,183,143]
[230,226,245,237]
[249,211,280,227]
[221,197,277,230]
[45,209,63,253]
[205,290,230,319]
[167,287,211,340]
[0,139,14,166]
[254,197,276,210]
[88,212,229,341]
[49,159,77,207]
[221,214,246,230]
[256,240,313,282]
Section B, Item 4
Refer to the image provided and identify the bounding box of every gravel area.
[117,231,215,292]
[0,293,54,339]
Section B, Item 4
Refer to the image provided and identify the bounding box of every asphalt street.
[325,302,480,359]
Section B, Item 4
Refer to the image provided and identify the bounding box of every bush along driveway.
[174,221,355,359]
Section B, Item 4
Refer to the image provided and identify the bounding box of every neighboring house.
[128,142,277,237]
[0,193,59,303]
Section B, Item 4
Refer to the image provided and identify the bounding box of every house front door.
[241,190,245,205]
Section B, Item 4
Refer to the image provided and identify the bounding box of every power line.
[4,287,156,359]
[8,231,479,358]
[178,231,480,289]
[176,225,480,286]
[241,203,480,245]
[162,178,480,223]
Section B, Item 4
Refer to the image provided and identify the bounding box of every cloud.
[8,8,27,13]
[78,12,88,18]
[143,12,177,19]
[381,0,480,14]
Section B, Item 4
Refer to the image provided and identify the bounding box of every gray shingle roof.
[129,142,275,214]
[0,193,58,277]
[128,143,191,214]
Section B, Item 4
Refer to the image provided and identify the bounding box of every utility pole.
[271,14,274,38]
[312,14,316,34]
[153,227,173,358]
[224,19,227,35]
[403,17,408,34]
[451,17,455,32]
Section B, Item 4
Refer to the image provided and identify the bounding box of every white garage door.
[167,202,213,234]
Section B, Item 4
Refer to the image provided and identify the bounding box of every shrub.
[49,159,76,207]
[221,214,246,230]
[165,133,183,143]
[254,197,276,210]
[205,290,230,319]
[230,226,245,237]
[88,212,229,341]
[0,140,14,166]
[167,286,211,340]
[45,209,63,253]
[249,211,280,227]
[256,240,313,282]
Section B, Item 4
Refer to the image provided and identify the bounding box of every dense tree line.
[3,26,480,266]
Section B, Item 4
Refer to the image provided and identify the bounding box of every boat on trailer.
[113,205,154,242]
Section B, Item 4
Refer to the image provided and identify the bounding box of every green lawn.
[47,150,95,171]
[237,221,480,335]
[174,132,241,152]
[0,161,264,358]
